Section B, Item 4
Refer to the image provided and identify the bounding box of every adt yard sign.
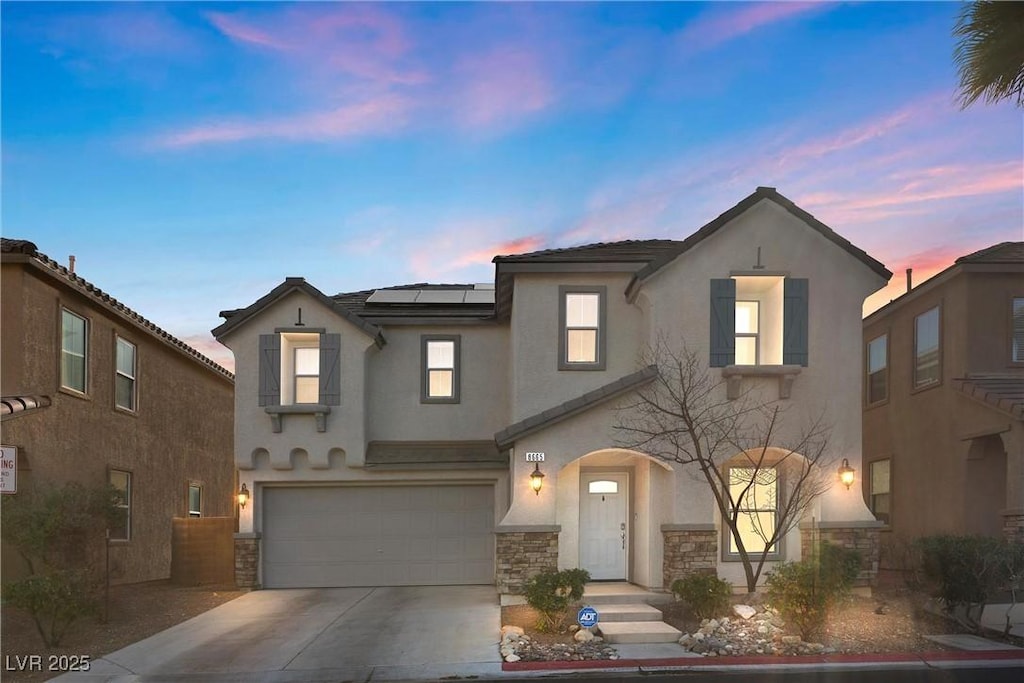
[1,446,16,494]
[578,606,599,628]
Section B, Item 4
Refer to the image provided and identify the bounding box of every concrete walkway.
[53,586,503,683]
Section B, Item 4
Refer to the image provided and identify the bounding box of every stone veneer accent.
[494,526,559,594]
[1003,510,1024,543]
[800,523,881,587]
[662,524,717,588]
[234,533,260,589]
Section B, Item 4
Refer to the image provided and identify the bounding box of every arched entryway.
[965,434,1008,537]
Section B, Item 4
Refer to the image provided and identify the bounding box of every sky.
[3,1,1022,373]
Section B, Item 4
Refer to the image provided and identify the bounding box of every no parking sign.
[577,605,599,628]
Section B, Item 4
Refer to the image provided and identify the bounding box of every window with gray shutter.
[1012,298,1024,363]
[319,333,341,406]
[258,334,281,406]
[783,278,808,366]
[709,278,736,367]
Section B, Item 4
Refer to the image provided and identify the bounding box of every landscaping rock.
[504,654,521,663]
[501,625,525,638]
[573,628,595,643]
[733,604,757,620]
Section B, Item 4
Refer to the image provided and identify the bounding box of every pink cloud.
[463,236,547,263]
[205,11,291,50]
[155,95,413,148]
[677,1,823,54]
[453,47,555,129]
[181,334,235,374]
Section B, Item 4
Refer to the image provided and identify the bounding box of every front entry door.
[579,472,628,580]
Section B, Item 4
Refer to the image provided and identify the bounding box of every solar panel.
[414,290,468,304]
[464,290,496,304]
[473,283,495,290]
[366,290,420,303]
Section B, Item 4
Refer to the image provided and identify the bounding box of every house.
[862,242,1024,562]
[1,238,235,584]
[214,187,891,595]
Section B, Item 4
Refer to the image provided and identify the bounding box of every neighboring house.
[214,187,891,595]
[1,238,235,584]
[862,242,1024,560]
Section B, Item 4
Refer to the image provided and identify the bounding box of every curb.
[502,649,1024,672]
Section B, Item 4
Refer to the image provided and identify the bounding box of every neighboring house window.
[188,483,202,518]
[421,335,461,403]
[735,301,760,365]
[258,332,341,407]
[109,469,132,541]
[115,337,137,411]
[710,277,808,368]
[293,347,319,404]
[1013,298,1024,363]
[726,466,779,557]
[558,286,607,370]
[869,459,891,525]
[61,308,88,393]
[913,306,940,388]
[866,334,887,404]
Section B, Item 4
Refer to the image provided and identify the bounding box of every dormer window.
[293,346,320,404]
[710,277,808,368]
[258,330,340,431]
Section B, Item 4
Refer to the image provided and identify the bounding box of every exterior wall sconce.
[529,463,545,496]
[838,459,855,489]
[237,483,250,509]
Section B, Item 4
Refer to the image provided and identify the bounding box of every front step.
[599,621,682,644]
[583,583,673,606]
[588,603,663,622]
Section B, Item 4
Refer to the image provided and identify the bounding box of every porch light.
[529,463,545,495]
[837,459,855,490]
[237,483,250,509]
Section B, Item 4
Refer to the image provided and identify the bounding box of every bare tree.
[614,340,835,593]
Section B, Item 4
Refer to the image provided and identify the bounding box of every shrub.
[671,572,732,620]
[3,571,99,646]
[765,542,862,641]
[523,568,590,632]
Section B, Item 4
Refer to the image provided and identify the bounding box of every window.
[1013,298,1024,363]
[109,469,131,541]
[869,460,890,525]
[914,306,940,387]
[188,483,202,518]
[735,301,760,365]
[115,337,137,411]
[866,334,887,404]
[61,309,88,392]
[588,480,619,494]
[558,286,606,370]
[293,347,319,404]
[726,467,778,556]
[421,336,460,403]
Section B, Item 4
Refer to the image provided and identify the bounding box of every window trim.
[721,464,782,562]
[865,332,889,407]
[912,304,942,392]
[60,307,89,395]
[1010,295,1024,366]
[187,482,202,518]
[109,468,132,542]
[868,458,891,527]
[114,335,138,413]
[420,335,461,404]
[558,285,607,371]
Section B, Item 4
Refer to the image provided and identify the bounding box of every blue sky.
[3,1,1021,371]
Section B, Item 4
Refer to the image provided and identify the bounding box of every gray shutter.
[783,278,809,366]
[319,333,341,406]
[709,278,736,367]
[258,334,281,406]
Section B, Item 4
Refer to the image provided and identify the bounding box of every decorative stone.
[781,635,801,645]
[501,625,525,638]
[573,628,595,643]
[733,604,757,620]
[569,624,580,633]
[505,654,521,663]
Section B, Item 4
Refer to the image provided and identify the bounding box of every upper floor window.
[558,286,607,370]
[1012,298,1024,363]
[869,459,890,525]
[115,337,137,411]
[188,483,202,518]
[109,469,132,541]
[866,334,888,404]
[258,331,340,408]
[293,347,319,404]
[421,335,461,403]
[710,277,808,368]
[913,306,940,388]
[61,309,88,393]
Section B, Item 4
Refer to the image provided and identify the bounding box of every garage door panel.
[262,485,495,588]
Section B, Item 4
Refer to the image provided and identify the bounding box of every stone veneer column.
[494,525,560,595]
[234,532,261,589]
[800,522,882,587]
[1003,509,1024,543]
[661,524,717,588]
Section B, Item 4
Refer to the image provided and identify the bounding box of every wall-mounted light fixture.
[529,463,545,496]
[837,459,855,490]
[237,483,250,509]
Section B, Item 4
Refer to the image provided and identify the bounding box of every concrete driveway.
[55,586,502,682]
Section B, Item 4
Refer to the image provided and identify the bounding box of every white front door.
[579,472,628,580]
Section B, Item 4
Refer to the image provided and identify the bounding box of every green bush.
[523,568,590,632]
[671,572,732,620]
[3,571,99,646]
[765,542,862,641]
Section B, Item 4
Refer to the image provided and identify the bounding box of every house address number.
[525,452,545,462]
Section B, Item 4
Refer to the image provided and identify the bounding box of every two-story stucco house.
[214,187,891,596]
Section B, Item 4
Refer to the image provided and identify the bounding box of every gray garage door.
[262,485,495,588]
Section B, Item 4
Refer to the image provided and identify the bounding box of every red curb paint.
[501,649,1024,672]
